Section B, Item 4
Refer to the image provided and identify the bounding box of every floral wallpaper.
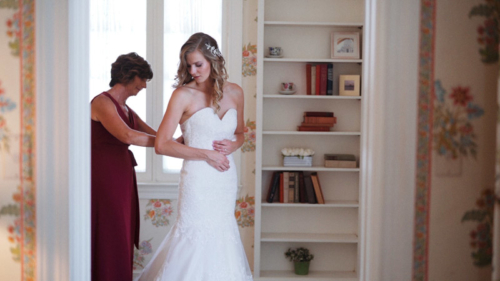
[0,0,36,280]
[462,188,496,267]
[433,80,484,160]
[143,199,173,228]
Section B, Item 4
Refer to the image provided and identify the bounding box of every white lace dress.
[135,108,253,281]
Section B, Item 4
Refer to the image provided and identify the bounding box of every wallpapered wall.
[0,0,36,281]
[415,0,499,280]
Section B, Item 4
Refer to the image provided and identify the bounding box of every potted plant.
[284,247,314,275]
[281,148,315,167]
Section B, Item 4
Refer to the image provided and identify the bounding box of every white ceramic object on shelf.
[278,90,296,95]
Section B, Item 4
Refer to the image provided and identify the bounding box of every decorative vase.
[283,156,313,167]
[293,261,310,275]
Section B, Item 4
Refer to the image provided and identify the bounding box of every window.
[90,0,238,183]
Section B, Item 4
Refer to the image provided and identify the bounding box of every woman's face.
[186,50,211,84]
[126,75,147,96]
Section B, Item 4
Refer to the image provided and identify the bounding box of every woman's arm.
[212,83,245,155]
[91,95,155,147]
[130,108,157,136]
[155,88,230,172]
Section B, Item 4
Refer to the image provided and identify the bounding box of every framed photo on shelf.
[331,31,360,59]
[339,75,361,96]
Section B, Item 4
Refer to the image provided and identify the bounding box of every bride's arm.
[155,88,230,171]
[213,83,245,155]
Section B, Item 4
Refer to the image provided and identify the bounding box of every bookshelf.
[255,0,365,280]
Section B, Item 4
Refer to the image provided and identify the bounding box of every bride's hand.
[212,139,236,156]
[206,150,230,172]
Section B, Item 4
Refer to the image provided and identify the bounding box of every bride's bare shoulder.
[223,82,243,99]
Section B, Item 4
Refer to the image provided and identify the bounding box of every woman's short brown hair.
[109,52,153,87]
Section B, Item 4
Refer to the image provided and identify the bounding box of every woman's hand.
[212,139,237,156]
[206,150,230,172]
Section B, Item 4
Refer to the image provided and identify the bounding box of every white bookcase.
[254,0,365,280]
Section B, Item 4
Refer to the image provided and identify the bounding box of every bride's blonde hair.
[174,33,228,113]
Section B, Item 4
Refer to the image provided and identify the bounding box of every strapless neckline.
[181,107,237,126]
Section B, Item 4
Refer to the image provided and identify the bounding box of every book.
[303,175,317,203]
[283,172,289,203]
[303,116,336,124]
[298,171,306,203]
[304,111,334,117]
[315,64,321,95]
[293,172,300,203]
[327,63,333,95]
[311,66,316,95]
[319,64,327,95]
[288,172,295,203]
[324,154,357,168]
[298,126,331,131]
[279,172,284,203]
[310,172,325,204]
[266,171,280,203]
[306,64,312,95]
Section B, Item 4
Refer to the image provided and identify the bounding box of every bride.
[135,33,253,281]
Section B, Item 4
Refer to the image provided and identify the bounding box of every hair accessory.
[205,43,222,57]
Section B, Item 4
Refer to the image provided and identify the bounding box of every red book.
[306,64,312,95]
[315,64,321,95]
[319,64,327,95]
[304,111,334,117]
[301,122,335,127]
[297,126,331,131]
[303,116,336,124]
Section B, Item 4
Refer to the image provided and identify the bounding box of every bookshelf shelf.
[262,166,360,172]
[261,233,358,243]
[262,200,359,208]
[264,58,363,63]
[259,270,357,281]
[263,95,362,100]
[263,131,361,136]
[264,21,363,28]
[255,0,365,278]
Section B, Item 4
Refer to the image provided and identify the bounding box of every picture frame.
[339,75,361,96]
[331,32,360,59]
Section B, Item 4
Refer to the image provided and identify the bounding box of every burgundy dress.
[91,92,140,281]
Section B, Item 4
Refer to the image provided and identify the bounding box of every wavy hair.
[174,33,228,113]
[109,52,153,87]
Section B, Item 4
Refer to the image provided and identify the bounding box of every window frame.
[135,0,243,187]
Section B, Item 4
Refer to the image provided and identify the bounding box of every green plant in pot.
[285,247,314,275]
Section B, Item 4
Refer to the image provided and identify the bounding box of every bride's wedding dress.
[135,107,253,281]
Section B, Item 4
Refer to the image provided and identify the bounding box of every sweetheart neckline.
[180,107,237,126]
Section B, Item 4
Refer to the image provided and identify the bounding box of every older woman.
[90,52,156,281]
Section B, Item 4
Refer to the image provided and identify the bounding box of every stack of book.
[266,171,325,204]
[324,154,357,168]
[298,111,336,132]
[306,63,334,95]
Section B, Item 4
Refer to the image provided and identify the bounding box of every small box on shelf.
[324,154,357,168]
[283,156,313,167]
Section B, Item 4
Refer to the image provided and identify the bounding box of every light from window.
[89,0,147,172]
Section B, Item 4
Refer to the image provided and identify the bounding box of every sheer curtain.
[89,0,147,171]
[162,0,222,172]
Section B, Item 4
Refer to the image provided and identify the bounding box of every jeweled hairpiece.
[205,43,222,57]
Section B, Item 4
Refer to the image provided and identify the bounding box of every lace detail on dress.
[136,108,253,281]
